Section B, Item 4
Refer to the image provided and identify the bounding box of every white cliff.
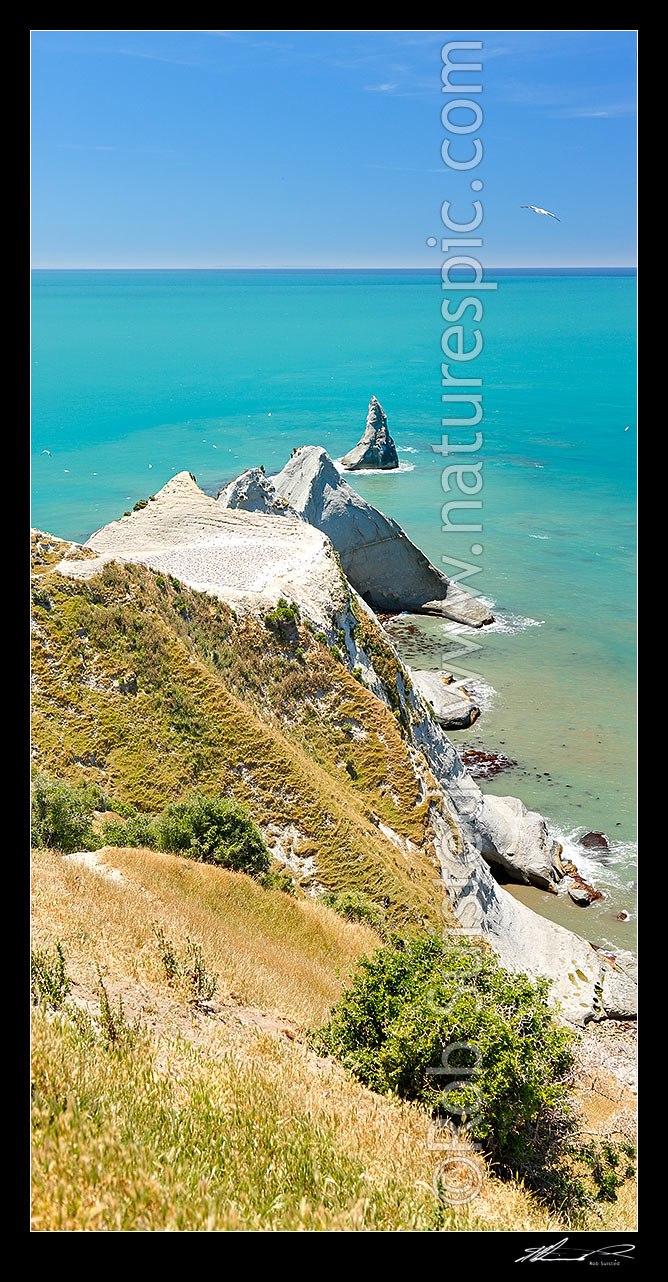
[271,446,493,627]
[217,467,298,518]
[68,471,345,630]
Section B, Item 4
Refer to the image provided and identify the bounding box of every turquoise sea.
[30,269,637,949]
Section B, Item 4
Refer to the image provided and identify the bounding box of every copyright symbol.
[433,1154,484,1206]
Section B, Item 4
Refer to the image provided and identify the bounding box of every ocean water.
[31,268,637,949]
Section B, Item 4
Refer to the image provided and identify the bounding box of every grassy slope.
[32,844,576,1232]
[31,847,635,1232]
[31,536,452,930]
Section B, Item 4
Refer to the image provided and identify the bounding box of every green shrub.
[31,940,71,1008]
[310,933,618,1210]
[102,812,158,849]
[182,938,218,1004]
[153,925,180,981]
[573,1137,636,1203]
[76,781,107,812]
[264,598,301,630]
[155,792,270,878]
[96,970,143,1051]
[322,889,385,932]
[31,586,52,611]
[260,867,296,895]
[343,756,358,780]
[132,498,148,512]
[31,775,96,852]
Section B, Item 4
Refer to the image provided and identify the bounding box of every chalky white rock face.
[409,667,480,730]
[340,395,399,470]
[430,799,636,1024]
[272,446,493,627]
[217,468,298,518]
[64,471,346,629]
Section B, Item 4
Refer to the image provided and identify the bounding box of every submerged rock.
[271,446,493,627]
[460,747,517,779]
[340,396,398,470]
[409,668,480,729]
[579,830,610,852]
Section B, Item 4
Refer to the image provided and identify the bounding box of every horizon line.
[31,263,638,272]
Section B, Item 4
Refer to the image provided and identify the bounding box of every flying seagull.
[41,449,52,456]
[521,205,560,221]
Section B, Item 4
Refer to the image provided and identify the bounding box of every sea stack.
[340,396,398,470]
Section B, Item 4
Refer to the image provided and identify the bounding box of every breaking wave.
[441,598,544,637]
[334,458,415,475]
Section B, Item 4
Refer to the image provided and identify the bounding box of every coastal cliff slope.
[31,473,636,1024]
[82,471,341,628]
[270,446,493,627]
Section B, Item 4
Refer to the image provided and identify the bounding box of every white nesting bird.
[521,205,560,221]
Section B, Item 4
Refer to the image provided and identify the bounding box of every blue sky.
[31,29,637,267]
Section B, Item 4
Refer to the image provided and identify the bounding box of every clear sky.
[30,29,637,268]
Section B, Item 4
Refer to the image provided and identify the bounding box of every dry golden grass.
[31,845,380,1027]
[31,846,635,1232]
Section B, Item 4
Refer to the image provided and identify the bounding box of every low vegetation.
[30,774,101,853]
[31,774,272,880]
[322,888,387,934]
[30,550,444,928]
[312,934,635,1216]
[30,846,635,1231]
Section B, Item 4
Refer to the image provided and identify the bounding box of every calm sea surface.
[31,269,637,949]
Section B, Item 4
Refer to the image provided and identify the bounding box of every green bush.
[154,792,270,878]
[322,889,385,932]
[96,970,143,1051]
[31,775,97,853]
[310,933,614,1208]
[102,812,158,849]
[261,867,297,895]
[343,756,358,780]
[264,598,300,630]
[31,586,52,611]
[31,940,71,1008]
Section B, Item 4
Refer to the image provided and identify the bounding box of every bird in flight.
[521,205,560,221]
[41,449,52,456]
